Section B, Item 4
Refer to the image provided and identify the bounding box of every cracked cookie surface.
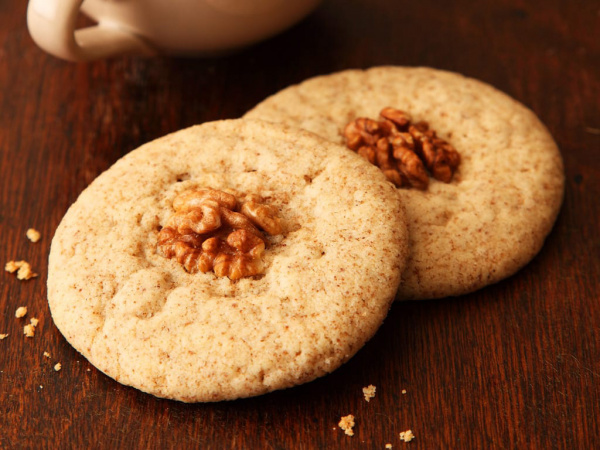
[245,67,565,300]
[47,119,408,402]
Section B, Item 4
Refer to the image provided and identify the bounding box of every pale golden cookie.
[48,119,408,402]
[245,67,565,300]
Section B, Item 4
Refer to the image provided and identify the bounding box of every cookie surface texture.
[245,67,565,300]
[48,119,408,402]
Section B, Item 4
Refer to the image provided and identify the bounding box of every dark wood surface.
[1,0,599,448]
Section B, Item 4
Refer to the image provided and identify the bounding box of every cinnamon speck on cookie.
[363,384,376,402]
[339,415,355,436]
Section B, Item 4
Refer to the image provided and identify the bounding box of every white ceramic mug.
[27,0,322,61]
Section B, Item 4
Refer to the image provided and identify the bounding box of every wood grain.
[1,0,599,448]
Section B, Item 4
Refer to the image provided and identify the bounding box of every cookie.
[48,119,408,402]
[245,66,564,300]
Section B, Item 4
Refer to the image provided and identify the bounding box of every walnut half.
[343,107,460,190]
[157,189,282,280]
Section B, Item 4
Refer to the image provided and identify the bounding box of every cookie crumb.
[24,318,39,337]
[43,351,51,358]
[24,324,36,337]
[54,363,62,372]
[15,306,28,318]
[86,368,91,372]
[399,430,415,442]
[363,384,377,402]
[5,261,20,273]
[0,334,8,340]
[17,262,38,280]
[5,261,38,280]
[401,389,407,394]
[26,228,41,243]
[339,415,355,436]
[386,444,393,449]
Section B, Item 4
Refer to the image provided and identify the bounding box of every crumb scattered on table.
[54,363,62,372]
[5,261,20,273]
[386,444,393,449]
[26,228,41,243]
[24,324,35,337]
[401,389,407,394]
[0,334,8,340]
[399,430,415,442]
[43,351,51,358]
[363,384,376,402]
[23,318,39,338]
[15,306,27,318]
[339,415,355,436]
[6,261,38,280]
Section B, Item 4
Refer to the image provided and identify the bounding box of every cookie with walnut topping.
[48,119,408,402]
[245,66,564,300]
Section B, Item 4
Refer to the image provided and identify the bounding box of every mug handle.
[27,0,156,61]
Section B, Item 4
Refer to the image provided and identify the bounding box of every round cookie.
[48,119,408,402]
[245,67,565,300]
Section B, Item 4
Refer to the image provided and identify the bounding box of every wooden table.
[1,0,598,448]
